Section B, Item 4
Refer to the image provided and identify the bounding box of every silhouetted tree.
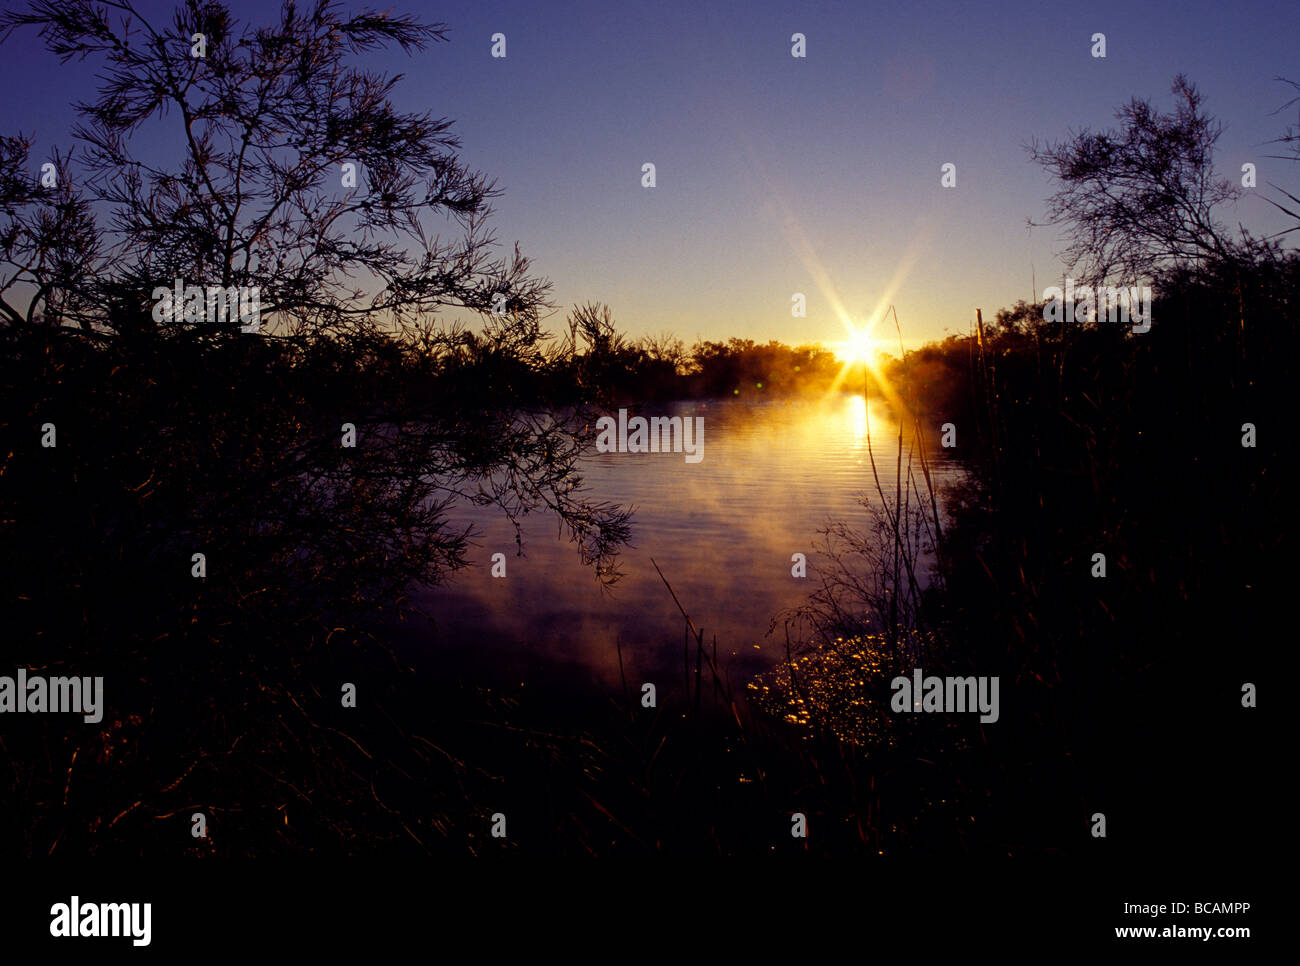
[0,0,632,855]
[1,0,549,339]
[0,0,631,583]
[1028,75,1243,288]
[1263,77,1300,239]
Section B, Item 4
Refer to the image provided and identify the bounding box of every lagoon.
[413,394,965,694]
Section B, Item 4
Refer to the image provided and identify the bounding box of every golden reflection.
[746,629,938,747]
[746,634,896,746]
[849,394,868,439]
[780,394,891,448]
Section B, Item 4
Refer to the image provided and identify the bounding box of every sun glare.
[842,327,875,365]
[835,324,877,366]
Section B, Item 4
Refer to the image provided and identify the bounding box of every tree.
[0,0,631,583]
[1027,75,1242,289]
[0,1,632,853]
[1262,77,1300,239]
[1,0,551,338]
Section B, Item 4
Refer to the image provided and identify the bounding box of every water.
[412,394,964,693]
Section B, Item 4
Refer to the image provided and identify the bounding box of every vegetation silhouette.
[0,0,638,855]
[0,0,1290,856]
[759,75,1292,856]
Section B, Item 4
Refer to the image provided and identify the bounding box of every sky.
[1,0,1297,349]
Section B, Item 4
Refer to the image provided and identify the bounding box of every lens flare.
[838,326,876,365]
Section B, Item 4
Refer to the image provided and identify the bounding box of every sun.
[835,325,877,366]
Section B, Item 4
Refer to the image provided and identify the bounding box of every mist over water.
[414,395,965,690]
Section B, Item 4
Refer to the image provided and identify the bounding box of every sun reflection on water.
[849,394,868,439]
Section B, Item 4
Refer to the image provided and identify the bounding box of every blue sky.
[2,0,1297,348]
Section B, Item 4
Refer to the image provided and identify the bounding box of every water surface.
[414,395,963,692]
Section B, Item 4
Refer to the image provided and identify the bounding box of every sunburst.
[834,322,878,367]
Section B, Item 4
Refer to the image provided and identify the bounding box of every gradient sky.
[1,0,1297,349]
